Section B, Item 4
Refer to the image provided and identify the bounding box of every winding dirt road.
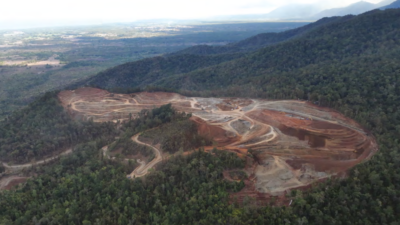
[127,134,163,178]
[2,148,73,171]
[101,134,163,178]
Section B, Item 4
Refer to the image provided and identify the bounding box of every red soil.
[191,117,240,146]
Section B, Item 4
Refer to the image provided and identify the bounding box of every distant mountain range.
[376,0,398,7]
[380,0,400,9]
[216,0,398,21]
[311,1,377,19]
[213,4,322,21]
[261,4,322,20]
[311,0,396,19]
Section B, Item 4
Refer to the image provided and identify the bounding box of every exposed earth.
[58,87,378,195]
[0,176,29,190]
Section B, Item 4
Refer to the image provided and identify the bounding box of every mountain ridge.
[170,15,354,56]
[79,9,400,94]
[380,0,400,9]
[311,1,376,18]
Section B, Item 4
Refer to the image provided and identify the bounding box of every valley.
[58,87,377,194]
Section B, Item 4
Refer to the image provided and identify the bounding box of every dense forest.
[0,104,248,224]
[1,8,400,224]
[139,115,211,154]
[0,146,247,224]
[0,92,118,164]
[109,139,155,161]
[74,53,243,91]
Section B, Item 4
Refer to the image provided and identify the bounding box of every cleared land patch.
[59,87,378,194]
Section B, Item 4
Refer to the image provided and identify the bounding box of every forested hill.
[71,15,358,91]
[79,9,400,93]
[156,9,400,91]
[73,53,242,91]
[170,15,354,56]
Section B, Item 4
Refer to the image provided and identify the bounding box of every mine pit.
[58,87,378,195]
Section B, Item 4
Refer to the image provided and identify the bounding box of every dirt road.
[127,134,163,178]
[101,133,163,178]
[2,148,72,171]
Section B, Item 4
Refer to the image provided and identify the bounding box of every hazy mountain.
[262,4,322,20]
[375,0,396,7]
[211,4,322,21]
[213,0,394,21]
[310,0,395,19]
[311,1,376,18]
[380,0,400,9]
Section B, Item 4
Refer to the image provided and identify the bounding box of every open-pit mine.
[58,87,378,195]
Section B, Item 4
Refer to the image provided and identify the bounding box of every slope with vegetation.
[139,118,210,155]
[76,15,358,91]
[155,9,400,93]
[0,93,118,164]
[77,53,242,91]
[81,9,400,97]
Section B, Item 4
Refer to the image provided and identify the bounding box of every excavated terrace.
[59,87,378,195]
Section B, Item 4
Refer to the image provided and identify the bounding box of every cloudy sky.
[0,0,384,28]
